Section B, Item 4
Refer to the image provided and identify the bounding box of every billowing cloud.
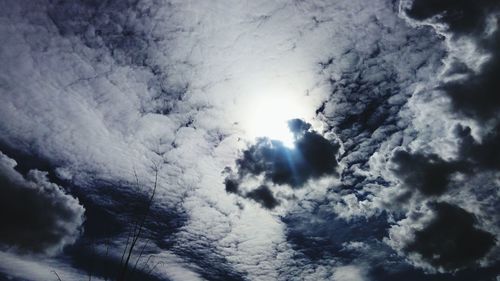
[0,152,84,255]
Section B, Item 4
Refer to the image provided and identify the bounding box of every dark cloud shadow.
[283,209,389,261]
[65,242,170,281]
[170,243,248,281]
[61,180,187,279]
[370,261,500,281]
[0,272,26,281]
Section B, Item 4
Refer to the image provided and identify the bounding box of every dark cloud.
[404,0,500,35]
[390,150,467,196]
[455,124,500,171]
[229,119,339,188]
[0,152,84,254]
[284,210,388,261]
[405,0,500,121]
[440,46,500,121]
[404,202,496,270]
[370,261,500,281]
[224,119,339,208]
[383,3,500,274]
[66,243,169,281]
[224,177,239,194]
[246,185,279,209]
[67,179,187,243]
[390,124,500,198]
[288,118,312,134]
[170,245,248,281]
[0,272,25,281]
[316,15,446,193]
[58,178,189,280]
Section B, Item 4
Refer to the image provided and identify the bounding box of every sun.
[241,92,310,148]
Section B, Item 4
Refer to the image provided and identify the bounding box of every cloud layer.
[0,0,499,280]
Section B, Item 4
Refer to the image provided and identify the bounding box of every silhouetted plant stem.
[117,167,158,281]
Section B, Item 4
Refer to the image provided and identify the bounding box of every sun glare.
[242,93,309,148]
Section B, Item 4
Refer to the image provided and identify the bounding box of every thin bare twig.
[118,167,158,281]
[141,254,154,272]
[147,261,164,275]
[132,238,150,272]
[119,226,133,270]
[51,270,62,281]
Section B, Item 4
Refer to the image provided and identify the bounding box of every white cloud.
[333,265,369,281]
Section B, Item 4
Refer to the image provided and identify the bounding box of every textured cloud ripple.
[0,0,499,280]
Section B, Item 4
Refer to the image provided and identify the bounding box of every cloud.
[390,149,467,196]
[0,251,96,281]
[0,151,84,255]
[224,119,339,208]
[1,0,499,280]
[439,47,500,121]
[386,202,497,273]
[402,0,500,121]
[332,265,368,281]
[455,124,500,171]
[284,208,388,261]
[246,185,280,209]
[236,119,338,187]
[403,0,500,35]
[404,202,496,271]
[316,2,446,194]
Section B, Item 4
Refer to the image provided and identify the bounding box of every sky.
[0,0,499,280]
